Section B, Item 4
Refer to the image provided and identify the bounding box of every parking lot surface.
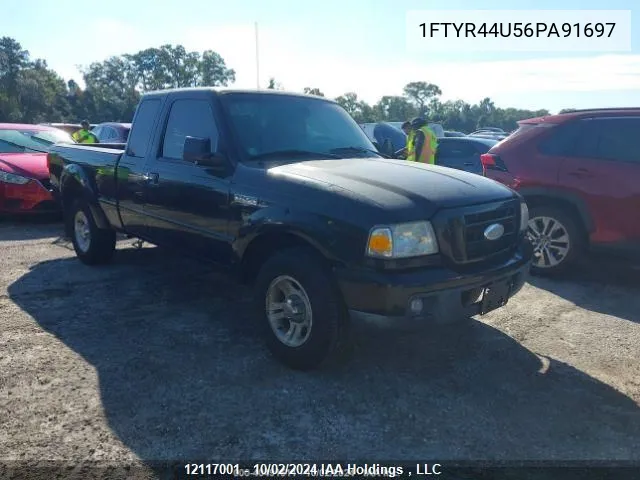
[1,219,639,473]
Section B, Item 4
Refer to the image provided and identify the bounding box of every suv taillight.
[480,154,508,175]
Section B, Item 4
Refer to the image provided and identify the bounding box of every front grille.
[464,204,517,261]
[432,199,520,266]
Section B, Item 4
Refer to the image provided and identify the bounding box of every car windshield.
[219,93,378,160]
[0,128,75,154]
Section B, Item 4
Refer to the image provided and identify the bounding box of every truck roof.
[142,87,336,102]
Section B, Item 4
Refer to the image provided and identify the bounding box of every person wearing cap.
[407,117,437,164]
[394,121,413,159]
[71,120,98,144]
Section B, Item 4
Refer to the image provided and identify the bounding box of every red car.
[0,123,74,214]
[481,108,640,275]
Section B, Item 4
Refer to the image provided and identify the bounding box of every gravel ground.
[1,218,639,478]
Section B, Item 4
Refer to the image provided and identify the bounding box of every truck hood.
[0,152,48,180]
[268,157,515,216]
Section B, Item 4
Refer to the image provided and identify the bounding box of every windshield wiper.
[330,146,389,158]
[248,149,342,160]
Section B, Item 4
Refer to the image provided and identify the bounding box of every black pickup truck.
[48,88,533,370]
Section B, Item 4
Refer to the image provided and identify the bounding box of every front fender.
[60,164,110,230]
[233,205,359,265]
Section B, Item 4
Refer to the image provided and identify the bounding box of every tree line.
[1,36,550,132]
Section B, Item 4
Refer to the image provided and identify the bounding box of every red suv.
[481,108,640,275]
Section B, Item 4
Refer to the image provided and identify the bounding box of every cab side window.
[128,99,161,158]
[161,99,219,160]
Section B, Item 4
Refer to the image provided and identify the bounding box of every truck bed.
[48,143,125,193]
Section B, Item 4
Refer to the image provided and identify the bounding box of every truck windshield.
[219,93,379,160]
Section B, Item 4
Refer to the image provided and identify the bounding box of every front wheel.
[527,205,584,276]
[254,247,350,370]
[68,199,116,265]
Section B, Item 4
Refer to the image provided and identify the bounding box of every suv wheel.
[254,247,350,370]
[68,199,116,265]
[527,206,584,275]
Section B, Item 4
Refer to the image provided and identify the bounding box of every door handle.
[143,172,159,184]
[464,162,474,166]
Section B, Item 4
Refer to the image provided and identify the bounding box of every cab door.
[115,98,163,238]
[142,94,233,264]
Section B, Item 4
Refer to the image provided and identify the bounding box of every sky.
[1,0,639,113]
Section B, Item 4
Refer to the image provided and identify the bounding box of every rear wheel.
[68,199,116,265]
[254,247,350,370]
[527,205,584,276]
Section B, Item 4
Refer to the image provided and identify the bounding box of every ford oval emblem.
[483,223,505,241]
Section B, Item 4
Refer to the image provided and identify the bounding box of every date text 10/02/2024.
[183,463,443,477]
[420,22,616,38]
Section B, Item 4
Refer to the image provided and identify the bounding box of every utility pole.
[255,22,260,90]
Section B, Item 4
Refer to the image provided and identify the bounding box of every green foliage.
[375,96,417,122]
[0,36,550,131]
[403,81,442,114]
[303,87,324,97]
[347,86,550,133]
[0,37,235,123]
[267,77,283,90]
[334,92,372,123]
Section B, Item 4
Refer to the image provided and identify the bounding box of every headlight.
[366,221,439,258]
[0,170,31,185]
[520,202,529,232]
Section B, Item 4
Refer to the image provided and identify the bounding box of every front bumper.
[0,179,58,214]
[335,242,533,322]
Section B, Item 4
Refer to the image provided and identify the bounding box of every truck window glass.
[162,100,219,160]
[220,94,373,158]
[128,99,161,158]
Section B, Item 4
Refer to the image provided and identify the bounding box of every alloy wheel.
[527,215,571,269]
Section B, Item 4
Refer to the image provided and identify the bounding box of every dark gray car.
[436,137,498,175]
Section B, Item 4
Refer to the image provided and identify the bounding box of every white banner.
[406,10,632,52]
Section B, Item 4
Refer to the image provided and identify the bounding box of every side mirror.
[183,136,226,167]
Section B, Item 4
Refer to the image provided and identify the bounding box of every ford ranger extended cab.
[48,88,533,370]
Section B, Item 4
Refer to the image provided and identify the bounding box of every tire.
[67,198,116,265]
[253,247,350,370]
[527,205,585,276]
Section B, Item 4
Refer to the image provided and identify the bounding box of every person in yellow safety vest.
[407,117,438,164]
[394,121,414,159]
[71,120,98,144]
